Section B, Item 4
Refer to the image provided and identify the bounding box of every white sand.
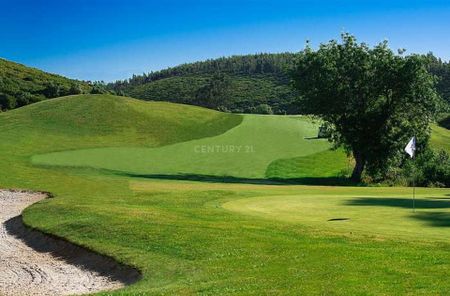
[0,190,139,295]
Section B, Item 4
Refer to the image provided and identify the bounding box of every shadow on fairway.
[412,212,450,227]
[113,171,356,186]
[345,197,450,209]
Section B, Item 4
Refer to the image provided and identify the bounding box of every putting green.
[223,186,450,242]
[32,115,333,178]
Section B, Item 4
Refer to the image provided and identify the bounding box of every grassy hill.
[1,95,450,294]
[16,95,448,183]
[0,58,92,111]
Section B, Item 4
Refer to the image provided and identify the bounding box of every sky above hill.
[2,0,449,82]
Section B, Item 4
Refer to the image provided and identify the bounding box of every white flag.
[405,136,416,158]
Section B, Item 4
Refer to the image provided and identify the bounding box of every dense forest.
[107,53,450,114]
[107,53,300,114]
[0,59,95,111]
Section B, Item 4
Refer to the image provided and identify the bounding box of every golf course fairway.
[0,94,449,294]
[31,114,335,179]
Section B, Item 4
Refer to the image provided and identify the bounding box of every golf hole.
[328,218,350,222]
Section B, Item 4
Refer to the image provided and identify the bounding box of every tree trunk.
[351,152,365,182]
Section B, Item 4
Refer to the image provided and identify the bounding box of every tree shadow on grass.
[345,197,450,209]
[412,212,450,227]
[346,197,450,227]
[111,171,356,186]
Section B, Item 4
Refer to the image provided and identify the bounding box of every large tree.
[292,34,443,182]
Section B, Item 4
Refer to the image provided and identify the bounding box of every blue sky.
[1,0,449,82]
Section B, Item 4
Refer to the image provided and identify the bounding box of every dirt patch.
[0,190,140,295]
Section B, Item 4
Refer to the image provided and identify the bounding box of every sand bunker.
[0,190,140,295]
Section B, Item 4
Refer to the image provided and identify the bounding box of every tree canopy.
[291,34,444,182]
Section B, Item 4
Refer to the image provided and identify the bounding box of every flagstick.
[412,135,416,213]
[405,136,417,213]
[412,175,415,213]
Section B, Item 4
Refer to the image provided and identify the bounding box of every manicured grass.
[1,94,450,294]
[266,148,351,179]
[31,114,332,179]
[223,186,450,242]
[23,178,450,295]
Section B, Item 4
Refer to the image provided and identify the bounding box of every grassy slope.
[31,115,331,179]
[1,95,450,294]
[0,94,242,190]
[1,94,242,148]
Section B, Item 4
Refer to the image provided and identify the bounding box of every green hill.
[108,53,300,114]
[2,94,447,185]
[108,53,450,114]
[0,94,347,183]
[0,94,242,152]
[0,58,92,111]
[2,54,449,115]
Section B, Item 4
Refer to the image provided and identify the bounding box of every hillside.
[0,94,440,183]
[108,53,300,114]
[2,54,449,115]
[0,58,92,111]
[0,94,242,151]
[108,53,450,114]
[0,94,344,182]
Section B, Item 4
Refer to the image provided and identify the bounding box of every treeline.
[425,53,450,105]
[107,52,450,115]
[2,53,450,114]
[111,53,296,88]
[0,59,110,111]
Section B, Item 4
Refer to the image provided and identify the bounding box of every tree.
[90,81,108,94]
[69,83,83,95]
[291,34,443,182]
[253,103,273,114]
[43,81,61,98]
[0,93,16,110]
[195,72,230,109]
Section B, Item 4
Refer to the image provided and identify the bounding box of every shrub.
[403,148,450,187]
[253,104,273,114]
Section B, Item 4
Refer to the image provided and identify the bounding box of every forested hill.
[107,53,301,114]
[0,58,93,111]
[108,53,450,114]
[2,53,449,114]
